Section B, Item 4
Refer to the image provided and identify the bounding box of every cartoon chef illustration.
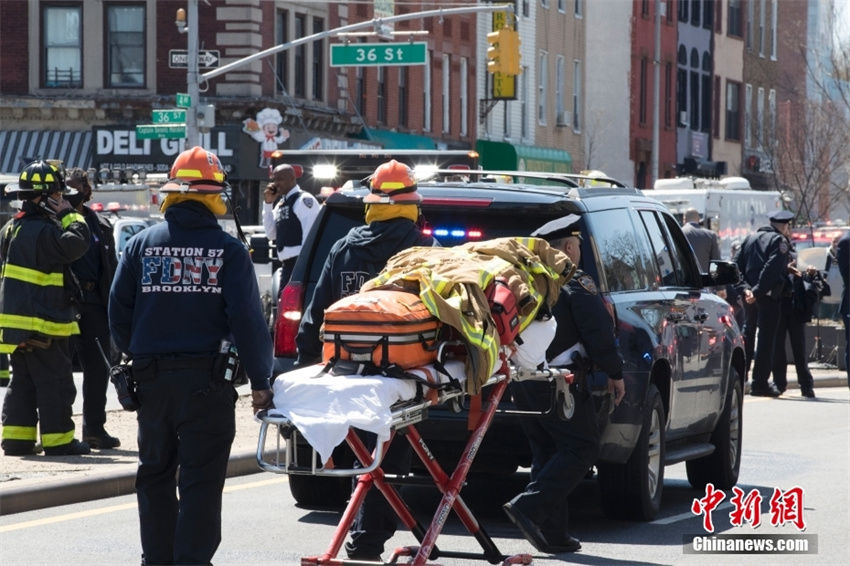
[242,107,291,168]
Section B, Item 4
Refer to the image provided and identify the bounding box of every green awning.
[476,140,572,173]
[355,127,436,150]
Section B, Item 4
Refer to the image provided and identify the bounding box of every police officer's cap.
[768,209,794,223]
[531,214,583,241]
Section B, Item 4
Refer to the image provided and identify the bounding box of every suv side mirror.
[250,235,273,264]
[702,260,740,287]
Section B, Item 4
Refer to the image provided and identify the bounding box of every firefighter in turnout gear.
[108,147,274,565]
[1,160,92,456]
[296,159,437,562]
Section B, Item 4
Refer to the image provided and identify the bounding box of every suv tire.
[289,475,350,509]
[685,374,743,490]
[598,384,666,521]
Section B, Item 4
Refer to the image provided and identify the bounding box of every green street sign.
[152,109,187,124]
[176,93,191,108]
[330,42,427,67]
[135,124,187,140]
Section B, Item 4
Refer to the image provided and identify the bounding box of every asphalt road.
[0,386,847,565]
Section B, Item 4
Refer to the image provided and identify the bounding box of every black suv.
[255,173,745,521]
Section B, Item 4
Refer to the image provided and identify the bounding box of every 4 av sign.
[330,42,427,67]
[168,49,220,69]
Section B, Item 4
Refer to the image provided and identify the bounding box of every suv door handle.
[666,312,684,322]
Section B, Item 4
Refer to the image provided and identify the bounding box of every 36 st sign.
[330,42,427,67]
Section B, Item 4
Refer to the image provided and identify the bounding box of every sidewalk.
[1,368,847,516]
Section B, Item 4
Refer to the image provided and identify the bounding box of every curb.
[0,449,260,516]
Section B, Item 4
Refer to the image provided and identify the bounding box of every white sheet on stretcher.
[268,360,467,464]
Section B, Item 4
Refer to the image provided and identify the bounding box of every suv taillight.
[273,282,304,357]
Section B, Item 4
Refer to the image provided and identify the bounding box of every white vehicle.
[643,176,783,259]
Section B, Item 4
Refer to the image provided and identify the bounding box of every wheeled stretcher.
[256,353,575,566]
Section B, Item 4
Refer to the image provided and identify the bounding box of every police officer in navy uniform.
[836,229,850,387]
[296,160,437,562]
[262,163,319,290]
[1,160,92,456]
[734,209,795,397]
[65,168,121,449]
[109,147,273,566]
[504,215,625,554]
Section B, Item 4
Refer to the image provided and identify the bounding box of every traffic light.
[499,27,521,76]
[486,29,503,74]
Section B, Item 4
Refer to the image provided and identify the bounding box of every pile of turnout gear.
[320,237,574,393]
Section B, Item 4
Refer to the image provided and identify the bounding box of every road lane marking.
[0,476,288,532]
[652,502,732,525]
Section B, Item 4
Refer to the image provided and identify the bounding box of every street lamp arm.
[201,3,514,82]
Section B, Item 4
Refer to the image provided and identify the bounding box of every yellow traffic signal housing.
[499,27,521,76]
[486,30,503,74]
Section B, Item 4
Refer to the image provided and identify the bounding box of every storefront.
[475,140,573,178]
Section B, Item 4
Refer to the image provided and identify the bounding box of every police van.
[644,176,783,259]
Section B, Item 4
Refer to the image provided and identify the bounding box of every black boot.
[44,439,91,456]
[83,427,121,449]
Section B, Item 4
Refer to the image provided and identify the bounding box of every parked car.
[259,172,746,521]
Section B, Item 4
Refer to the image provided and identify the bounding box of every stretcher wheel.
[557,391,575,420]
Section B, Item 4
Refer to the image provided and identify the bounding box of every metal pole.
[651,0,662,187]
[201,4,513,82]
[186,0,200,146]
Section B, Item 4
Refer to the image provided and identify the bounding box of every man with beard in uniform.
[262,163,319,290]
[734,209,795,397]
[296,159,437,562]
[503,214,625,554]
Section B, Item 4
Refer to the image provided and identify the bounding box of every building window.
[679,0,689,22]
[356,67,366,116]
[639,57,648,125]
[690,48,700,130]
[312,17,324,100]
[691,0,701,27]
[701,52,711,133]
[770,0,778,59]
[667,0,674,23]
[575,0,583,18]
[424,52,432,131]
[377,67,386,124]
[746,0,754,49]
[555,55,565,120]
[642,0,650,18]
[43,5,82,88]
[276,10,289,94]
[757,86,765,145]
[745,83,753,147]
[677,45,687,126]
[541,0,550,9]
[521,69,529,138]
[712,76,720,137]
[726,81,741,141]
[759,0,766,56]
[294,14,306,97]
[558,0,566,13]
[572,59,581,131]
[714,0,722,32]
[729,0,742,38]
[106,4,144,88]
[703,0,713,29]
[398,67,408,127]
[460,57,468,136]
[665,62,672,127]
[442,54,450,133]
[538,51,548,125]
[768,88,776,143]
[522,0,530,18]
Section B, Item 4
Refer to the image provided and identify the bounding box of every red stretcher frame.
[256,361,575,566]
